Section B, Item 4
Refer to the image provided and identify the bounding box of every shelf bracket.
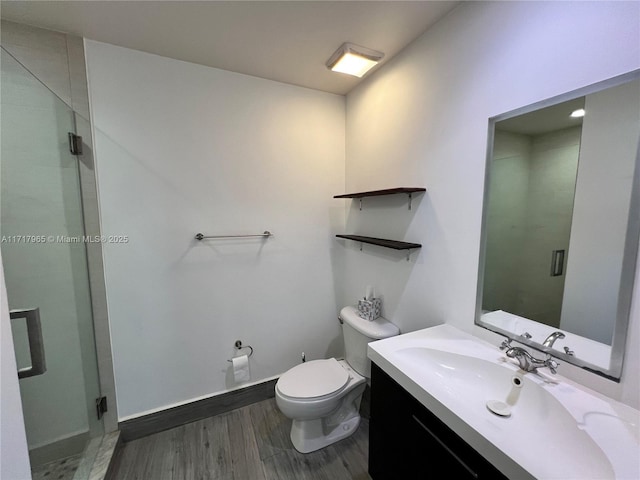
[408,193,413,211]
[360,242,363,251]
[407,249,411,261]
[359,198,362,211]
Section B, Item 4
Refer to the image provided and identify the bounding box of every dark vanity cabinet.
[369,363,508,479]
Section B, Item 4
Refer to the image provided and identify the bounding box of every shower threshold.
[62,431,121,480]
[73,431,120,480]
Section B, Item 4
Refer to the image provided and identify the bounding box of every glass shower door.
[1,49,103,477]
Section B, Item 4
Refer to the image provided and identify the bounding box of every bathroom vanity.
[367,325,640,480]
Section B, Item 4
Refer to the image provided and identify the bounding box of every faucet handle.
[499,338,512,351]
[545,355,558,374]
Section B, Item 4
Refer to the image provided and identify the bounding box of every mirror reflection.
[477,73,640,379]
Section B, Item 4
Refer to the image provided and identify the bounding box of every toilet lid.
[277,359,349,399]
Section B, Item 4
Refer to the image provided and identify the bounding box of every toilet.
[275,305,400,453]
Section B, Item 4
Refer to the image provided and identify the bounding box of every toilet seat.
[277,358,349,399]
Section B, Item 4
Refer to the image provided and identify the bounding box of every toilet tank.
[340,306,400,378]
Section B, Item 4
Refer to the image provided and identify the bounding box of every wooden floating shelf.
[333,187,426,199]
[336,235,422,251]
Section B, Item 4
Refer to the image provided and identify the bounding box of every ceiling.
[497,98,586,136]
[0,1,460,95]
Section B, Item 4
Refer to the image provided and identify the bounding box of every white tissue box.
[357,298,382,321]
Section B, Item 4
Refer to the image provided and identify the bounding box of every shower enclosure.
[1,47,106,478]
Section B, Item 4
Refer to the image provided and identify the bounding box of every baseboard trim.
[119,378,278,442]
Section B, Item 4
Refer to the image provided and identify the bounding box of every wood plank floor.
[107,398,371,480]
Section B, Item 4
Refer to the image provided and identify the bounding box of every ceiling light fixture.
[570,108,586,118]
[326,42,384,78]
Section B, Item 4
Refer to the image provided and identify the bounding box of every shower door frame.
[0,19,119,469]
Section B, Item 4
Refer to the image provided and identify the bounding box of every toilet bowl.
[276,358,366,453]
[275,306,399,453]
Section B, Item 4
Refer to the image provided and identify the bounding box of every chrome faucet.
[542,331,565,348]
[499,339,558,374]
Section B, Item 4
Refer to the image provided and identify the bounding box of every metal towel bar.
[195,231,272,241]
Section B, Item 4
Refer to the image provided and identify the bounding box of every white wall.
[561,80,640,343]
[343,1,640,407]
[0,250,31,480]
[85,41,346,419]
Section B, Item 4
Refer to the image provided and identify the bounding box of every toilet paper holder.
[227,340,254,362]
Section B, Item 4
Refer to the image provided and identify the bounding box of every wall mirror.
[476,71,640,380]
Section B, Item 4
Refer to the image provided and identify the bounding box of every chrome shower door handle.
[10,308,46,379]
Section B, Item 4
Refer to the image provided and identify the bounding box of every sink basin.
[368,325,640,480]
